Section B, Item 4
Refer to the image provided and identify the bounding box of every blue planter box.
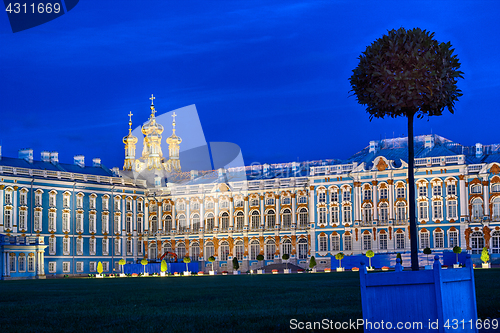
[359,255,478,333]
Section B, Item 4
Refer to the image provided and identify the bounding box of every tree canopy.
[349,27,463,120]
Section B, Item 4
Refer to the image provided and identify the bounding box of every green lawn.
[1,270,498,332]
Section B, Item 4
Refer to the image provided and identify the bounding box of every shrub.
[481,247,490,264]
[232,257,239,271]
[309,256,317,269]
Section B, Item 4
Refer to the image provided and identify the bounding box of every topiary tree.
[309,256,317,270]
[183,256,191,272]
[365,250,374,268]
[256,254,265,269]
[453,246,462,264]
[208,256,216,271]
[232,257,239,271]
[335,252,345,269]
[140,258,148,274]
[118,259,126,274]
[282,253,290,270]
[396,253,403,266]
[350,28,463,271]
[481,247,490,264]
[160,259,168,273]
[97,261,103,275]
[423,247,432,265]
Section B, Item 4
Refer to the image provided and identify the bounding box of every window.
[299,208,308,227]
[343,190,351,202]
[177,202,185,211]
[419,185,427,197]
[48,211,56,232]
[4,210,12,229]
[433,201,443,220]
[364,189,372,201]
[20,192,27,206]
[265,197,275,205]
[89,196,96,209]
[298,196,307,204]
[234,200,244,208]
[205,242,215,260]
[102,197,109,210]
[471,232,484,254]
[76,238,83,255]
[235,211,244,231]
[344,235,352,251]
[5,190,12,204]
[434,232,444,248]
[77,196,83,208]
[282,209,291,229]
[49,237,56,255]
[124,215,131,233]
[102,238,109,255]
[319,235,328,252]
[114,198,121,211]
[190,242,200,261]
[190,201,199,211]
[363,234,371,250]
[151,215,160,233]
[220,200,229,209]
[76,213,83,233]
[420,231,429,249]
[205,213,214,232]
[13,207,24,229]
[318,192,326,203]
[471,198,483,220]
[419,201,428,220]
[114,238,121,255]
[48,262,56,273]
[220,212,229,231]
[447,184,457,196]
[163,202,171,211]
[220,241,229,261]
[34,210,41,231]
[330,191,338,203]
[89,238,96,255]
[138,240,143,255]
[102,214,109,233]
[235,240,244,260]
[379,203,388,223]
[18,256,26,272]
[491,231,500,254]
[250,211,260,230]
[127,239,133,255]
[447,200,458,220]
[35,193,42,206]
[126,200,132,211]
[63,262,70,273]
[318,207,327,224]
[137,216,143,234]
[250,240,260,260]
[192,214,200,231]
[362,204,372,224]
[62,212,70,232]
[102,262,109,272]
[206,201,214,209]
[379,233,387,250]
[396,187,405,199]
[449,230,458,248]
[89,262,96,272]
[28,256,35,272]
[298,238,308,259]
[471,185,482,194]
[265,240,275,260]
[396,233,405,249]
[63,195,70,208]
[396,202,406,222]
[266,210,275,230]
[379,188,388,200]
[331,235,340,251]
[331,206,339,224]
[49,193,56,206]
[343,205,351,223]
[63,238,70,255]
[432,185,442,197]
[492,184,500,193]
[282,239,292,255]
[493,198,500,221]
[114,215,121,233]
[137,200,143,212]
[89,214,96,233]
[10,256,16,272]
[282,197,291,205]
[76,262,84,272]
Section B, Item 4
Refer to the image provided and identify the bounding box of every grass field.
[1,269,499,332]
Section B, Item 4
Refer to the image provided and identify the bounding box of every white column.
[354,183,361,222]
[275,195,280,228]
[13,188,18,233]
[200,201,205,232]
[389,181,395,220]
[171,203,176,231]
[260,196,264,227]
[3,252,7,277]
[373,182,378,221]
[133,198,137,237]
[214,199,219,229]
[158,201,163,231]
[244,197,249,228]
[229,198,234,228]
[291,194,297,227]
[144,201,149,232]
[308,186,315,224]
[0,186,4,233]
[459,176,468,220]
[186,201,190,231]
[483,180,490,217]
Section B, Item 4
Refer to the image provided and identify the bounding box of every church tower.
[137,94,165,171]
[165,112,182,172]
[123,111,138,170]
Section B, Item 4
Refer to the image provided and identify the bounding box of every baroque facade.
[2,99,500,278]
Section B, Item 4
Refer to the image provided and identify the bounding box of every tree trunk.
[408,112,419,271]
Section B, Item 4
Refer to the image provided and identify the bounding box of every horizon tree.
[349,27,463,271]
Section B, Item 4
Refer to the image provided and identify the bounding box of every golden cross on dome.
[127,111,133,133]
[128,111,133,122]
[172,112,177,123]
[149,94,155,105]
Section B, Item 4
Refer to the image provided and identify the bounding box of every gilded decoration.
[490,164,500,175]
[389,227,392,240]
[483,226,491,249]
[355,228,358,241]
[373,227,377,240]
[376,158,388,171]
[464,228,472,250]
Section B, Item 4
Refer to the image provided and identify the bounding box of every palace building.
[2,97,500,279]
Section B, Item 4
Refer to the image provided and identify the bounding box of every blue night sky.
[1,0,499,170]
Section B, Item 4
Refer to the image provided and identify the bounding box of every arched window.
[319,234,328,252]
[396,232,405,249]
[266,210,276,230]
[178,215,187,232]
[344,234,352,251]
[298,208,308,228]
[331,234,340,251]
[298,238,308,259]
[206,213,214,232]
[363,233,371,250]
[492,184,500,193]
[379,203,388,224]
[192,214,200,231]
[396,202,406,222]
[471,184,482,194]
[235,211,244,231]
[205,241,214,260]
[163,242,172,257]
[251,211,260,230]
[190,242,200,261]
[331,206,339,224]
[343,189,351,202]
[235,240,244,260]
[220,241,229,261]
[379,232,387,250]
[265,239,275,260]
[149,242,157,260]
[420,231,430,249]
[472,198,483,220]
[492,231,500,254]
[362,203,372,224]
[151,216,158,234]
[164,215,172,232]
[250,240,260,260]
[177,242,186,259]
[492,197,500,221]
[471,232,484,254]
[220,212,229,231]
[434,231,444,248]
[282,238,292,255]
[449,230,458,248]
[419,201,428,220]
[282,209,292,229]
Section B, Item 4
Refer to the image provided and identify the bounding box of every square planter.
[96,274,104,278]
[183,271,191,276]
[197,272,204,276]
[283,269,291,274]
[453,264,461,268]
[143,273,149,277]
[119,273,126,277]
[257,269,265,274]
[482,263,491,269]
[160,272,166,277]
[272,270,279,274]
[233,270,240,275]
[336,267,344,272]
[311,268,317,273]
[174,272,180,276]
[209,270,216,275]
[366,267,374,271]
